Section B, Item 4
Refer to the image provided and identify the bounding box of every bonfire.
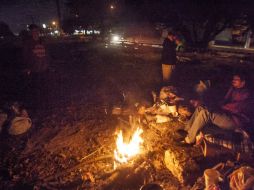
[114,127,144,168]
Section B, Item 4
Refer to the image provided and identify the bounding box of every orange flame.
[114,127,144,165]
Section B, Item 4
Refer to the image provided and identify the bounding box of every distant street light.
[110,5,115,10]
[52,21,56,26]
[42,24,46,29]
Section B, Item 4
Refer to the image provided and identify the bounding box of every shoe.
[176,129,188,137]
[185,136,192,144]
[175,140,193,147]
[179,136,195,146]
[172,129,187,142]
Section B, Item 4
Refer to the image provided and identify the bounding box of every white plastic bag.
[8,117,32,135]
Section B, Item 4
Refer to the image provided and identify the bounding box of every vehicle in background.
[209,20,254,53]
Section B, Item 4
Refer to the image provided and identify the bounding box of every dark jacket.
[23,38,49,73]
[161,38,176,65]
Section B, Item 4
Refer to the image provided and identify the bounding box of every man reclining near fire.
[180,72,253,145]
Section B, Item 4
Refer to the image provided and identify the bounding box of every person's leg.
[169,65,176,82]
[162,64,170,82]
[186,108,237,143]
[186,106,211,143]
[36,72,50,111]
[185,106,205,131]
[24,73,38,111]
[210,112,236,130]
[162,64,175,82]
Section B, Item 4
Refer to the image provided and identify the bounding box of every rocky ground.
[0,41,254,189]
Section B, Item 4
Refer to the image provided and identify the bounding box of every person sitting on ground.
[182,72,253,144]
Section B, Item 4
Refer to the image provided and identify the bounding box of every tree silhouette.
[64,0,254,47]
[0,22,14,37]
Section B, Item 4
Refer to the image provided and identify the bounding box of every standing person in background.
[22,24,49,113]
[161,31,178,84]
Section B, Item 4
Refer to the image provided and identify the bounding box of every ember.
[114,127,144,167]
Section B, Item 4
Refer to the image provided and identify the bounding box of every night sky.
[1,0,253,35]
[0,0,65,34]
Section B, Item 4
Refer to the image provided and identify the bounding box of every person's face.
[175,38,180,44]
[167,34,174,41]
[232,75,245,88]
[31,29,40,40]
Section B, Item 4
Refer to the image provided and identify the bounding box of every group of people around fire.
[3,22,253,143]
[183,72,253,145]
[0,22,253,189]
[161,30,254,146]
[21,26,254,144]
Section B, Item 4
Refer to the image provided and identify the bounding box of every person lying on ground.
[182,72,253,145]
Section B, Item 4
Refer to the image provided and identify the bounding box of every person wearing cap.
[161,31,178,83]
[182,72,253,144]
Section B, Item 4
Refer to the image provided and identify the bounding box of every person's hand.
[174,96,184,102]
[178,105,192,117]
[190,99,201,108]
[145,106,157,114]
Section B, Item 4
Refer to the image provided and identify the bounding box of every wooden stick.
[42,154,113,182]
[80,145,105,161]
[117,117,130,126]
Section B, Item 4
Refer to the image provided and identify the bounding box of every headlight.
[112,35,120,42]
[110,34,124,44]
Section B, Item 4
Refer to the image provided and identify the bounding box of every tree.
[174,0,247,47]
[0,21,14,37]
[63,0,107,30]
[64,0,130,35]
[63,0,254,47]
[125,0,252,48]
[55,0,62,30]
